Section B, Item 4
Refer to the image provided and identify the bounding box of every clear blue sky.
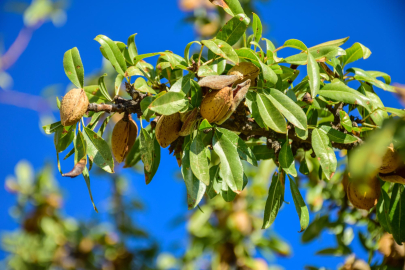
[1,0,405,268]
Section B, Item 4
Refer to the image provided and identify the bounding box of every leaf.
[190,132,210,186]
[283,39,307,51]
[212,129,244,193]
[319,81,371,111]
[82,166,98,212]
[299,157,309,175]
[127,33,138,64]
[307,52,320,98]
[197,65,218,77]
[43,121,62,134]
[252,145,275,160]
[140,129,160,184]
[97,115,112,137]
[311,128,337,180]
[308,37,349,50]
[199,119,212,131]
[284,46,345,65]
[216,14,249,46]
[184,41,201,65]
[319,125,358,144]
[245,91,266,128]
[84,85,109,104]
[54,125,75,153]
[190,80,202,108]
[182,143,206,209]
[347,67,394,92]
[288,175,309,232]
[221,177,237,202]
[377,188,392,234]
[279,141,297,177]
[367,71,391,84]
[74,131,87,163]
[170,73,194,94]
[140,96,155,122]
[384,107,405,117]
[83,127,114,173]
[149,92,188,115]
[389,184,405,244]
[201,39,239,65]
[262,88,307,130]
[358,83,388,126]
[134,77,157,94]
[210,0,246,17]
[256,93,286,133]
[94,35,127,76]
[252,13,262,44]
[114,74,124,97]
[63,47,84,88]
[216,127,257,166]
[98,74,113,101]
[262,172,284,229]
[339,111,352,132]
[340,42,371,67]
[206,165,221,199]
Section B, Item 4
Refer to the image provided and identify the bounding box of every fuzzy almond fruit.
[379,165,405,184]
[179,108,199,136]
[60,88,89,126]
[200,87,233,123]
[347,176,380,210]
[156,113,182,148]
[379,144,402,174]
[111,115,138,163]
[227,62,260,86]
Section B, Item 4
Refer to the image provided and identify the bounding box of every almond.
[111,114,138,163]
[60,88,89,126]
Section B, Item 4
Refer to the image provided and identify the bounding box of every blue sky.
[1,0,405,268]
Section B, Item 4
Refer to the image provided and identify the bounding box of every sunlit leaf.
[63,47,84,88]
[311,128,337,180]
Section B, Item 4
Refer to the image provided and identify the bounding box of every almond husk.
[179,108,199,136]
[379,164,405,184]
[347,176,380,210]
[60,88,89,126]
[200,87,232,123]
[111,114,138,163]
[227,62,260,86]
[156,113,182,148]
[379,144,402,174]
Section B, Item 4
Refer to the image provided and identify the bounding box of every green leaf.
[114,74,124,97]
[182,143,206,209]
[170,73,193,95]
[127,33,138,64]
[43,121,62,134]
[199,119,213,131]
[308,37,349,50]
[288,175,309,232]
[279,142,297,177]
[384,107,405,117]
[140,129,160,184]
[252,13,262,44]
[82,166,98,212]
[190,80,202,108]
[319,125,358,144]
[339,111,352,132]
[149,92,188,115]
[256,93,286,133]
[389,184,405,244]
[63,47,84,88]
[311,128,337,180]
[206,165,221,199]
[125,125,151,168]
[54,125,75,153]
[184,41,201,66]
[340,42,371,67]
[134,77,157,94]
[216,127,257,166]
[319,81,371,111]
[197,65,218,77]
[97,115,112,137]
[212,0,246,17]
[245,91,266,128]
[201,39,239,65]
[252,145,275,160]
[283,39,307,51]
[262,171,284,229]
[98,74,113,101]
[358,83,388,126]
[216,14,249,46]
[83,127,114,173]
[94,35,127,76]
[377,188,392,234]
[299,157,309,175]
[84,85,110,104]
[284,46,345,65]
[86,112,104,130]
[367,71,391,84]
[190,132,210,186]
[347,67,395,92]
[140,96,155,122]
[262,88,307,130]
[74,131,87,164]
[212,129,244,193]
[307,52,320,98]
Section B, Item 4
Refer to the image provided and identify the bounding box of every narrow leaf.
[288,175,309,232]
[279,142,297,177]
[311,128,337,180]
